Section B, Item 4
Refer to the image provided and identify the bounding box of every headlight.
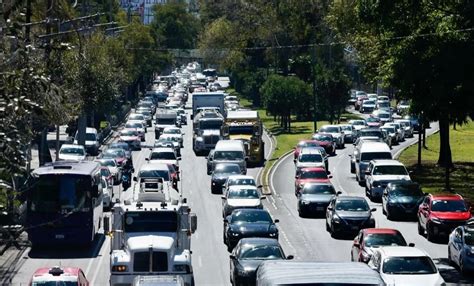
[195,137,203,142]
[111,265,128,272]
[333,216,341,223]
[269,231,278,237]
[173,265,190,273]
[230,232,239,237]
[372,181,381,187]
[301,200,309,205]
[430,217,442,224]
[466,247,474,256]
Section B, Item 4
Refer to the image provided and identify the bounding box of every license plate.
[316,207,324,211]
[55,234,65,239]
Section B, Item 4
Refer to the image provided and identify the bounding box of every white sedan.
[221,185,265,218]
[58,144,86,161]
[162,126,184,147]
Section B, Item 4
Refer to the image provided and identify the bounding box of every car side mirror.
[229,254,236,260]
[133,176,138,182]
[370,208,377,212]
[327,207,334,211]
[383,190,388,196]
[223,219,228,223]
[365,170,370,175]
[257,185,263,189]
[293,159,297,163]
[328,175,333,179]
[286,255,294,260]
[408,243,415,247]
[353,241,360,248]
[274,219,279,223]
[260,196,266,200]
[221,196,227,200]
[145,158,150,161]
[177,157,182,160]
[336,191,342,196]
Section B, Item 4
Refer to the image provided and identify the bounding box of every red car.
[311,133,336,155]
[418,194,472,241]
[29,266,89,286]
[351,228,410,263]
[294,167,332,195]
[366,116,381,128]
[293,140,321,160]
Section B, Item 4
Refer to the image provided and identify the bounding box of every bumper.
[299,202,329,214]
[333,220,375,234]
[228,233,278,249]
[430,221,467,237]
[386,204,418,217]
[369,186,384,198]
[111,273,193,286]
[194,142,215,152]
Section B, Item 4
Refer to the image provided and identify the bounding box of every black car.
[297,183,340,217]
[326,196,376,238]
[211,163,241,194]
[224,209,279,252]
[382,181,424,220]
[229,238,292,286]
[108,142,132,161]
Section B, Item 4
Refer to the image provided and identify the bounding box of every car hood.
[326,132,342,138]
[314,140,332,147]
[212,174,232,181]
[389,195,423,204]
[431,211,471,221]
[108,167,119,174]
[337,210,371,219]
[120,136,139,141]
[58,154,85,161]
[381,273,444,286]
[300,194,334,203]
[227,199,261,207]
[353,126,365,131]
[229,134,253,141]
[371,175,411,182]
[231,222,276,234]
[297,179,330,185]
[150,159,177,166]
[236,259,269,273]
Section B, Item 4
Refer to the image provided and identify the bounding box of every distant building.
[120,0,195,25]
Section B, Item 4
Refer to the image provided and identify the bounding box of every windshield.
[352,120,366,126]
[109,143,130,151]
[382,256,437,275]
[32,281,78,286]
[137,109,151,116]
[335,199,369,211]
[391,185,423,196]
[465,230,474,246]
[300,170,327,179]
[302,184,336,195]
[102,149,125,158]
[60,147,84,155]
[139,170,170,181]
[382,127,396,133]
[228,189,259,199]
[378,113,390,118]
[239,245,284,260]
[313,134,332,141]
[299,154,323,163]
[361,152,392,161]
[340,126,352,131]
[199,120,223,129]
[156,118,176,125]
[373,165,408,175]
[129,115,144,121]
[320,127,339,133]
[228,178,255,186]
[214,151,244,160]
[124,211,177,232]
[297,141,320,148]
[164,129,180,134]
[378,102,390,108]
[98,160,116,167]
[126,123,142,129]
[364,100,375,105]
[360,130,383,138]
[364,233,407,247]
[366,117,380,123]
[150,152,176,160]
[29,175,91,213]
[214,164,241,174]
[431,200,467,212]
[232,211,272,223]
[121,130,138,136]
[229,126,254,135]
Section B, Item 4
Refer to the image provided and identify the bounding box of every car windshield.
[124,211,178,232]
[302,184,336,195]
[364,100,375,105]
[382,127,396,133]
[366,117,380,123]
[372,165,408,175]
[391,185,423,196]
[320,127,339,133]
[378,102,390,107]
[164,129,180,134]
[60,147,84,155]
[297,141,319,148]
[464,229,474,246]
[109,143,130,151]
[137,110,151,116]
[364,233,407,247]
[229,126,254,135]
[352,121,366,126]
[199,119,223,129]
[336,199,369,211]
[156,118,176,125]
[229,178,255,186]
[121,130,138,136]
[214,164,241,174]
[100,168,110,177]
[300,170,327,179]
[103,149,125,158]
[214,151,244,160]
[378,113,390,118]
[98,160,116,167]
[313,134,332,141]
[382,256,437,275]
[228,189,259,199]
[32,281,78,286]
[431,200,467,212]
[150,152,176,160]
[232,211,272,223]
[398,121,410,127]
[299,154,323,163]
[361,152,392,161]
[360,130,383,138]
[340,125,352,131]
[138,170,169,181]
[126,123,142,129]
[239,245,284,260]
[129,115,144,121]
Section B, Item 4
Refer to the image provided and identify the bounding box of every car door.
[452,228,463,263]
[207,150,214,174]
[365,162,374,190]
[419,196,431,227]
[351,232,363,261]
[326,198,336,227]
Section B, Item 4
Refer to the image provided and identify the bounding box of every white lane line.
[256,131,274,185]
[269,196,278,210]
[91,236,109,284]
[269,151,293,196]
[198,256,202,268]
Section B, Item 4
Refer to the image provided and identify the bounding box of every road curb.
[258,128,277,195]
[394,129,440,159]
[263,149,294,195]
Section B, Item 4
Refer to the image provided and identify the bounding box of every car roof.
[429,194,464,200]
[151,147,175,152]
[215,162,240,168]
[300,147,323,154]
[370,159,404,166]
[215,140,244,149]
[314,133,333,138]
[85,127,97,133]
[360,142,391,153]
[140,162,170,171]
[377,246,429,257]
[320,124,340,129]
[60,144,83,149]
[33,161,100,176]
[231,208,268,215]
[362,228,401,235]
[238,237,280,246]
[32,267,81,277]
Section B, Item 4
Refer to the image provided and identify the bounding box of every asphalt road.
[269,121,474,285]
[8,104,273,286]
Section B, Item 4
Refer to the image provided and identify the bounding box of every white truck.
[109,188,197,286]
[191,92,225,120]
[155,110,179,139]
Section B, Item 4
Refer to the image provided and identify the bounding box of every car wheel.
[350,163,355,174]
[417,220,424,235]
[298,208,305,218]
[330,225,338,238]
[426,224,435,242]
[448,247,454,266]
[326,220,330,232]
[382,205,386,215]
[386,208,392,220]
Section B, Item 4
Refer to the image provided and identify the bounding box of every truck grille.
[133,251,168,272]
[204,135,220,145]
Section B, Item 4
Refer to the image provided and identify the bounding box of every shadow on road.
[435,258,474,284]
[27,234,106,259]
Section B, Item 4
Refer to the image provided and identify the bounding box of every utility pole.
[312,44,318,133]
[417,113,423,169]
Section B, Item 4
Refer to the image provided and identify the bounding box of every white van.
[355,142,392,184]
[74,127,100,155]
[207,140,246,175]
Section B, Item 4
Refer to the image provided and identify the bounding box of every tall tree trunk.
[437,115,453,167]
[288,112,291,133]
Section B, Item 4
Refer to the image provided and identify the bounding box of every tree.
[260,75,311,132]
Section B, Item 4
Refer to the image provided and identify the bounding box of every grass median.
[399,120,474,203]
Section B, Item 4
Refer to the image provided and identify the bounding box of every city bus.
[26,160,104,246]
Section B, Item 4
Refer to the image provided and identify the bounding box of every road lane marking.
[91,236,108,284]
[269,151,293,196]
[198,256,202,267]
